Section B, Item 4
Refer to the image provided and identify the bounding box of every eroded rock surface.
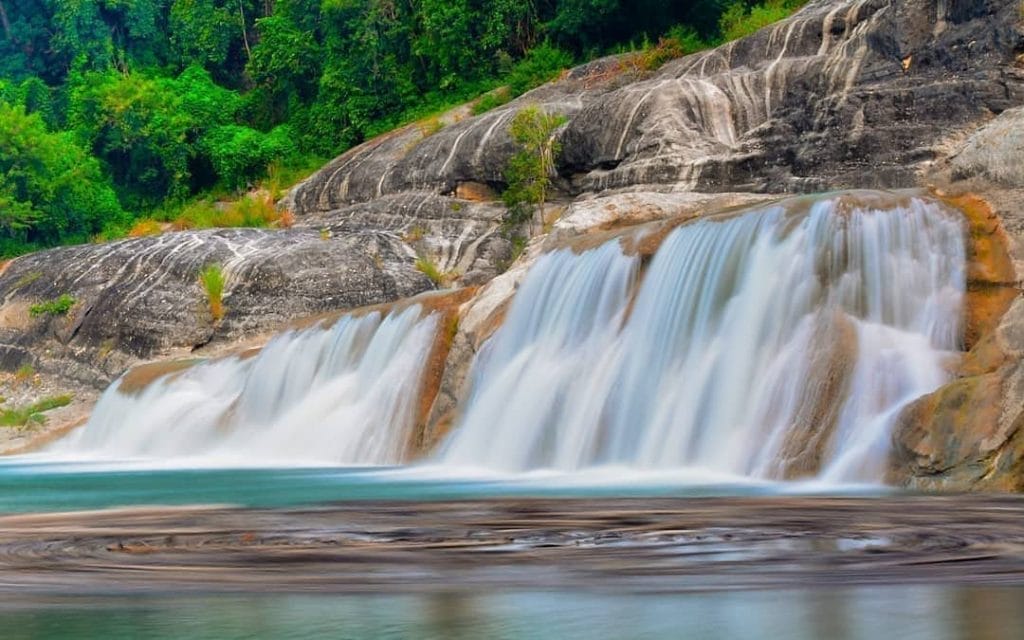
[0,228,431,391]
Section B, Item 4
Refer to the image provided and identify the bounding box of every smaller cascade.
[441,242,640,469]
[58,306,439,465]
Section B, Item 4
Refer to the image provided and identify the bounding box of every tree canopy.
[0,0,799,256]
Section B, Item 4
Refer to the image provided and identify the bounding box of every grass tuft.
[414,254,460,287]
[0,395,73,428]
[199,264,226,322]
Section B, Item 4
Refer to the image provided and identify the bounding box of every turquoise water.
[3,586,1021,639]
[0,457,885,513]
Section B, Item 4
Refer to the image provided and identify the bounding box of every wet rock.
[891,297,1024,491]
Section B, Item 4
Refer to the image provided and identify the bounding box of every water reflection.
[3,586,1022,640]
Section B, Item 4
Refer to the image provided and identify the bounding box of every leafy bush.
[719,0,806,42]
[503,107,567,228]
[637,26,712,70]
[201,124,298,191]
[472,88,513,115]
[506,43,574,97]
[29,294,76,317]
[0,101,126,248]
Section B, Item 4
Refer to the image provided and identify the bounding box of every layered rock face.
[2,0,1024,488]
[288,0,1023,204]
[0,228,433,389]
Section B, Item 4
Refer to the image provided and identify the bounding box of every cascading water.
[58,305,439,465]
[441,194,966,483]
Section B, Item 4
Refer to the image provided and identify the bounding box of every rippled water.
[4,587,1022,640]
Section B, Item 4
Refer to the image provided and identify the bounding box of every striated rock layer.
[0,229,432,390]
[287,0,1023,206]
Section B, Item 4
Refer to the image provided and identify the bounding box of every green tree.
[169,0,236,72]
[479,0,537,57]
[0,0,787,257]
[69,65,240,206]
[505,42,572,96]
[0,100,125,253]
[246,12,320,116]
[412,0,475,91]
[502,105,565,230]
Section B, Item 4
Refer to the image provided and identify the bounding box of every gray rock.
[288,0,1024,208]
[293,192,512,285]
[0,228,432,389]
[951,107,1024,187]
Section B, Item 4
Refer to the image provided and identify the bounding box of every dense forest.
[0,0,802,257]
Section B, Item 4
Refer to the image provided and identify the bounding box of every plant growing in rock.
[29,294,75,317]
[199,263,226,322]
[403,225,427,244]
[13,363,35,386]
[502,106,566,232]
[0,394,72,428]
[472,87,512,115]
[415,254,459,287]
[415,255,445,286]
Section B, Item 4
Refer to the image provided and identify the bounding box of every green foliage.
[415,255,445,286]
[502,106,566,228]
[506,43,574,97]
[29,294,76,317]
[246,13,320,108]
[472,87,512,115]
[719,0,807,42]
[199,263,226,321]
[173,199,224,229]
[0,394,73,428]
[68,66,245,206]
[0,101,125,253]
[635,26,713,71]
[0,0,804,258]
[169,0,237,72]
[201,124,298,190]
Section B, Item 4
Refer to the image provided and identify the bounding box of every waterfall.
[441,194,966,482]
[59,306,439,465]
